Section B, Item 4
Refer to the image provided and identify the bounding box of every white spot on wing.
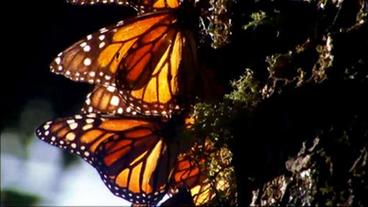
[107,85,115,92]
[66,133,76,141]
[82,124,93,131]
[67,119,75,124]
[88,106,93,112]
[86,113,96,118]
[100,27,108,33]
[117,107,123,114]
[99,42,106,48]
[83,58,92,66]
[85,98,91,105]
[55,57,61,64]
[99,35,105,41]
[110,96,120,106]
[117,20,124,26]
[69,122,78,130]
[83,45,91,52]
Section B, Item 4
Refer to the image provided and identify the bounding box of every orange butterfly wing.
[67,0,130,5]
[81,84,138,115]
[50,12,173,86]
[35,113,108,165]
[171,152,202,189]
[95,124,173,204]
[169,139,216,206]
[149,0,180,9]
[67,0,180,10]
[36,114,174,205]
[189,179,215,206]
[51,11,198,116]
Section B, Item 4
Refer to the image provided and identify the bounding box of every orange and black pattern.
[36,113,176,204]
[36,112,222,206]
[36,111,219,205]
[169,138,217,206]
[50,8,199,117]
[35,0,224,205]
[67,0,181,11]
[81,84,137,115]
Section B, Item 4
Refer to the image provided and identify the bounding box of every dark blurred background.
[2,1,140,205]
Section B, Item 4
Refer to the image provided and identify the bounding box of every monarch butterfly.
[35,111,223,205]
[35,109,229,205]
[79,83,214,203]
[80,84,214,204]
[51,0,203,117]
[35,112,206,205]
